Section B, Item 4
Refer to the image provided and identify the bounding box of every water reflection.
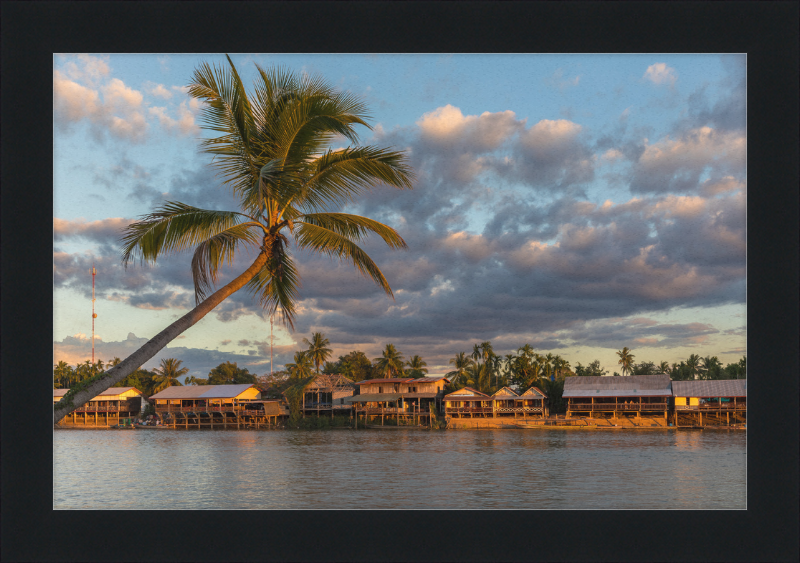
[54,429,745,510]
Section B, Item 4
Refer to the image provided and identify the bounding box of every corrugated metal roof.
[564,389,673,398]
[149,384,255,400]
[444,396,491,402]
[355,378,414,385]
[563,374,671,395]
[344,393,403,403]
[491,387,519,398]
[53,387,141,399]
[520,386,547,398]
[671,379,747,397]
[414,376,450,383]
[444,387,488,398]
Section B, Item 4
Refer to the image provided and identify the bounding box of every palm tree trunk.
[54,250,269,424]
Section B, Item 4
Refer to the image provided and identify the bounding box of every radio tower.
[269,314,274,375]
[92,264,97,364]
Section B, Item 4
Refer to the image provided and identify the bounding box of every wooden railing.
[495,406,543,412]
[676,403,746,411]
[568,402,668,411]
[445,407,494,415]
[71,404,139,412]
[155,405,243,413]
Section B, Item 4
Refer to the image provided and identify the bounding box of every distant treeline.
[54,333,746,415]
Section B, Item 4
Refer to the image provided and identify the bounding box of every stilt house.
[54,387,144,426]
[671,379,746,427]
[296,373,356,416]
[443,387,492,418]
[519,386,548,417]
[149,384,270,428]
[563,374,672,421]
[344,376,449,425]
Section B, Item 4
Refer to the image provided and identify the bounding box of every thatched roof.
[671,379,747,397]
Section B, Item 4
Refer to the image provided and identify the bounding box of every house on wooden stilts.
[671,379,746,427]
[345,377,449,426]
[54,387,144,427]
[296,374,356,418]
[149,384,276,429]
[443,387,492,418]
[563,374,672,424]
[519,386,548,418]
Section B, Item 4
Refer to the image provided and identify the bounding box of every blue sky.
[53,53,746,377]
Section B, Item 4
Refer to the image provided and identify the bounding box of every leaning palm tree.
[54,57,413,424]
[151,358,189,393]
[374,344,404,378]
[303,332,332,374]
[616,347,635,377]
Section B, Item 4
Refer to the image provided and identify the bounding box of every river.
[53,428,746,509]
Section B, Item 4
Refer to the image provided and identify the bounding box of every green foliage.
[616,347,635,376]
[283,374,317,424]
[207,361,256,385]
[574,359,607,377]
[374,344,404,377]
[331,350,374,381]
[303,332,333,374]
[632,361,658,375]
[54,370,113,411]
[404,355,428,378]
[542,378,566,414]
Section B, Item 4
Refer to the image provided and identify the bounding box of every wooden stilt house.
[519,386,548,418]
[54,387,143,427]
[345,377,449,426]
[149,384,277,429]
[490,387,520,417]
[563,374,672,422]
[671,379,746,427]
[296,373,356,417]
[443,387,492,418]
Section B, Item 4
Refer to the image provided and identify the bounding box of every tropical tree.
[659,361,670,374]
[405,355,428,378]
[700,356,721,380]
[374,344,404,378]
[53,57,413,424]
[616,347,635,376]
[151,358,189,393]
[446,352,473,387]
[54,361,74,388]
[184,375,209,385]
[286,351,314,379]
[303,332,332,374]
[686,354,701,380]
[336,351,373,381]
[207,361,256,385]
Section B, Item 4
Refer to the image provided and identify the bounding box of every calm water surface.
[54,429,746,509]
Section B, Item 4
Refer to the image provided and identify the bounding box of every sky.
[53,53,747,378]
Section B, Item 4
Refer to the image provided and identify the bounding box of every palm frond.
[245,250,301,329]
[299,213,407,249]
[294,222,394,296]
[191,224,263,303]
[297,146,414,211]
[120,202,262,266]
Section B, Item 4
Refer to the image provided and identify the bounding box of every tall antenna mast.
[270,314,274,375]
[92,264,97,364]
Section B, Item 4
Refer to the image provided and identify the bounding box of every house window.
[378,386,383,394]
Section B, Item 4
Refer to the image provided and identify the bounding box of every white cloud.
[149,101,199,136]
[417,104,520,153]
[53,70,147,142]
[147,83,173,99]
[60,54,110,85]
[644,63,678,87]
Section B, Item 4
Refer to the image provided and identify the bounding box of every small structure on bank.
[345,376,449,426]
[293,373,356,417]
[443,387,492,418]
[671,379,746,427]
[54,387,143,427]
[563,374,672,422]
[149,384,281,428]
[518,386,549,418]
